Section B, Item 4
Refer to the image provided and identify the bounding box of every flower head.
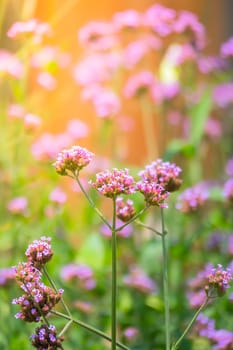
[206,264,232,297]
[223,178,233,203]
[31,324,64,349]
[136,181,169,207]
[7,196,28,215]
[90,168,136,198]
[25,236,53,270]
[124,266,156,294]
[116,197,136,222]
[176,184,208,213]
[54,145,94,176]
[139,159,182,192]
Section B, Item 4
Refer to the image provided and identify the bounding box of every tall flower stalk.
[111,196,117,350]
[160,207,171,350]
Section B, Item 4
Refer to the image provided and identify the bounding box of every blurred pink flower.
[78,21,117,51]
[0,50,23,79]
[143,4,176,36]
[7,19,52,44]
[223,178,233,202]
[213,83,233,108]
[0,267,15,286]
[225,157,233,176]
[173,10,206,49]
[37,72,57,90]
[7,104,25,119]
[204,118,222,139]
[24,113,41,131]
[221,36,233,58]
[176,184,208,213]
[113,9,142,30]
[124,266,156,294]
[124,71,155,98]
[187,290,206,308]
[66,119,89,139]
[31,46,70,69]
[7,197,28,215]
[93,89,121,118]
[198,55,225,74]
[49,187,67,204]
[60,263,96,290]
[123,327,139,341]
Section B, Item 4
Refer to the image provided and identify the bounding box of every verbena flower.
[60,263,96,290]
[124,266,156,294]
[54,145,94,176]
[25,237,53,270]
[139,159,182,192]
[0,267,15,286]
[116,197,136,222]
[12,282,63,322]
[7,196,28,215]
[90,168,136,198]
[205,264,232,297]
[31,324,64,349]
[221,36,233,58]
[176,184,208,213]
[14,262,42,290]
[136,181,169,207]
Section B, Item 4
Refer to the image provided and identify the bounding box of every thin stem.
[112,197,117,350]
[50,311,129,350]
[43,266,72,318]
[59,319,73,337]
[161,208,171,350]
[75,175,112,230]
[171,297,209,350]
[135,220,163,236]
[115,206,149,233]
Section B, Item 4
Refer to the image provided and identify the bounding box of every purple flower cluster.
[195,314,233,350]
[116,197,136,222]
[136,181,169,208]
[60,263,96,290]
[31,324,64,349]
[90,168,136,198]
[25,236,53,270]
[54,145,94,176]
[13,237,63,323]
[124,266,156,294]
[139,159,182,192]
[206,264,232,297]
[0,267,15,286]
[176,184,208,213]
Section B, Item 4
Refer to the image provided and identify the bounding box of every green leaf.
[189,89,212,145]
[75,233,105,270]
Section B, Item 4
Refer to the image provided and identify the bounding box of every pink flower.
[143,4,176,36]
[25,237,53,270]
[24,113,41,131]
[0,267,15,286]
[123,327,139,340]
[213,83,233,108]
[116,197,135,222]
[78,21,117,51]
[60,263,96,290]
[113,9,142,30]
[136,181,169,207]
[93,89,121,118]
[176,184,208,213]
[7,104,25,119]
[204,118,222,139]
[198,55,225,74]
[139,159,182,192]
[90,168,136,198]
[206,264,232,297]
[31,46,70,69]
[221,37,233,58]
[7,19,52,44]
[225,157,233,176]
[37,72,57,90]
[49,187,67,204]
[173,10,206,49]
[124,71,155,98]
[54,145,94,176]
[7,197,28,215]
[0,50,23,79]
[223,178,233,202]
[66,119,89,139]
[124,266,156,294]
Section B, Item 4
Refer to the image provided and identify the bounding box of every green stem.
[59,319,73,337]
[135,220,163,236]
[161,208,170,350]
[112,197,117,350]
[74,175,112,230]
[50,311,129,350]
[171,298,209,350]
[43,266,72,317]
